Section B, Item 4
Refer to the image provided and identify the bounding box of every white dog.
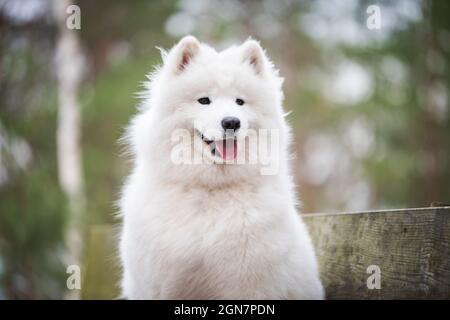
[118,36,324,299]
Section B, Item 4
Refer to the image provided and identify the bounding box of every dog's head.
[132,36,288,185]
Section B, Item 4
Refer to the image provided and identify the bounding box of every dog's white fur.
[119,36,324,299]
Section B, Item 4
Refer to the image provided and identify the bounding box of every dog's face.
[153,36,285,165]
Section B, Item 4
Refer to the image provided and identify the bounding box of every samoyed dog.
[119,36,324,299]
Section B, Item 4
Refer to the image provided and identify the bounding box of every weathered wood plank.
[81,207,450,299]
[303,207,450,299]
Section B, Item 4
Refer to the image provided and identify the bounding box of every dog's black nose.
[221,117,241,131]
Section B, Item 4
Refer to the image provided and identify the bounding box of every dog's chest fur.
[121,182,298,299]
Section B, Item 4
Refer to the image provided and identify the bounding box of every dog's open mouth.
[195,129,237,161]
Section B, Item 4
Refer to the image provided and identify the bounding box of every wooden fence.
[81,206,450,299]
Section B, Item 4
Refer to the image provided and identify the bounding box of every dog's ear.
[170,35,200,74]
[241,39,266,75]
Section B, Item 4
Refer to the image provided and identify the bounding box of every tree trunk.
[53,0,85,300]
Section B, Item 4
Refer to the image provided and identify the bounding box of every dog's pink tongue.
[215,139,237,160]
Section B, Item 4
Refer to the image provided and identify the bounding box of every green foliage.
[0,68,67,298]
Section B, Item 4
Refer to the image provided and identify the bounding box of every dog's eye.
[235,98,245,106]
[197,97,211,105]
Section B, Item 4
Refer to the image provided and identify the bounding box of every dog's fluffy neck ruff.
[134,153,287,193]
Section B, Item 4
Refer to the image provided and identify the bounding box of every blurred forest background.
[0,0,449,299]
